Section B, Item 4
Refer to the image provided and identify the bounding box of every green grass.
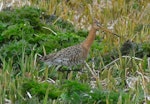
[0,0,150,104]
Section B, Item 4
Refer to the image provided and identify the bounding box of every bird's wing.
[54,45,86,65]
[41,44,87,66]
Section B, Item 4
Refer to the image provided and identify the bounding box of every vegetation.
[0,0,150,104]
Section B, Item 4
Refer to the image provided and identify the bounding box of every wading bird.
[40,20,119,71]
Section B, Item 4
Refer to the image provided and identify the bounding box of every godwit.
[40,20,116,70]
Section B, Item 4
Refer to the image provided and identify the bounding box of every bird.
[40,20,114,71]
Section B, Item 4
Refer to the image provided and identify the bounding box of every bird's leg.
[57,66,71,72]
[79,64,86,73]
[57,66,80,73]
[66,67,72,79]
[70,65,83,72]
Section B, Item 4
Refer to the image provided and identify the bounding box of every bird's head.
[92,19,102,30]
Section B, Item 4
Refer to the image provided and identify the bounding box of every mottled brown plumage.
[40,20,101,67]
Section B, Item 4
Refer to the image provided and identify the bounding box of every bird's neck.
[82,27,97,50]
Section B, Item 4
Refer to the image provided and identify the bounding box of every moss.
[0,6,44,30]
[22,79,62,99]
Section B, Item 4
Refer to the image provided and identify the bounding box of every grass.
[0,0,150,104]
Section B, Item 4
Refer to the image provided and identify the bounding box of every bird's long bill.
[100,27,120,37]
